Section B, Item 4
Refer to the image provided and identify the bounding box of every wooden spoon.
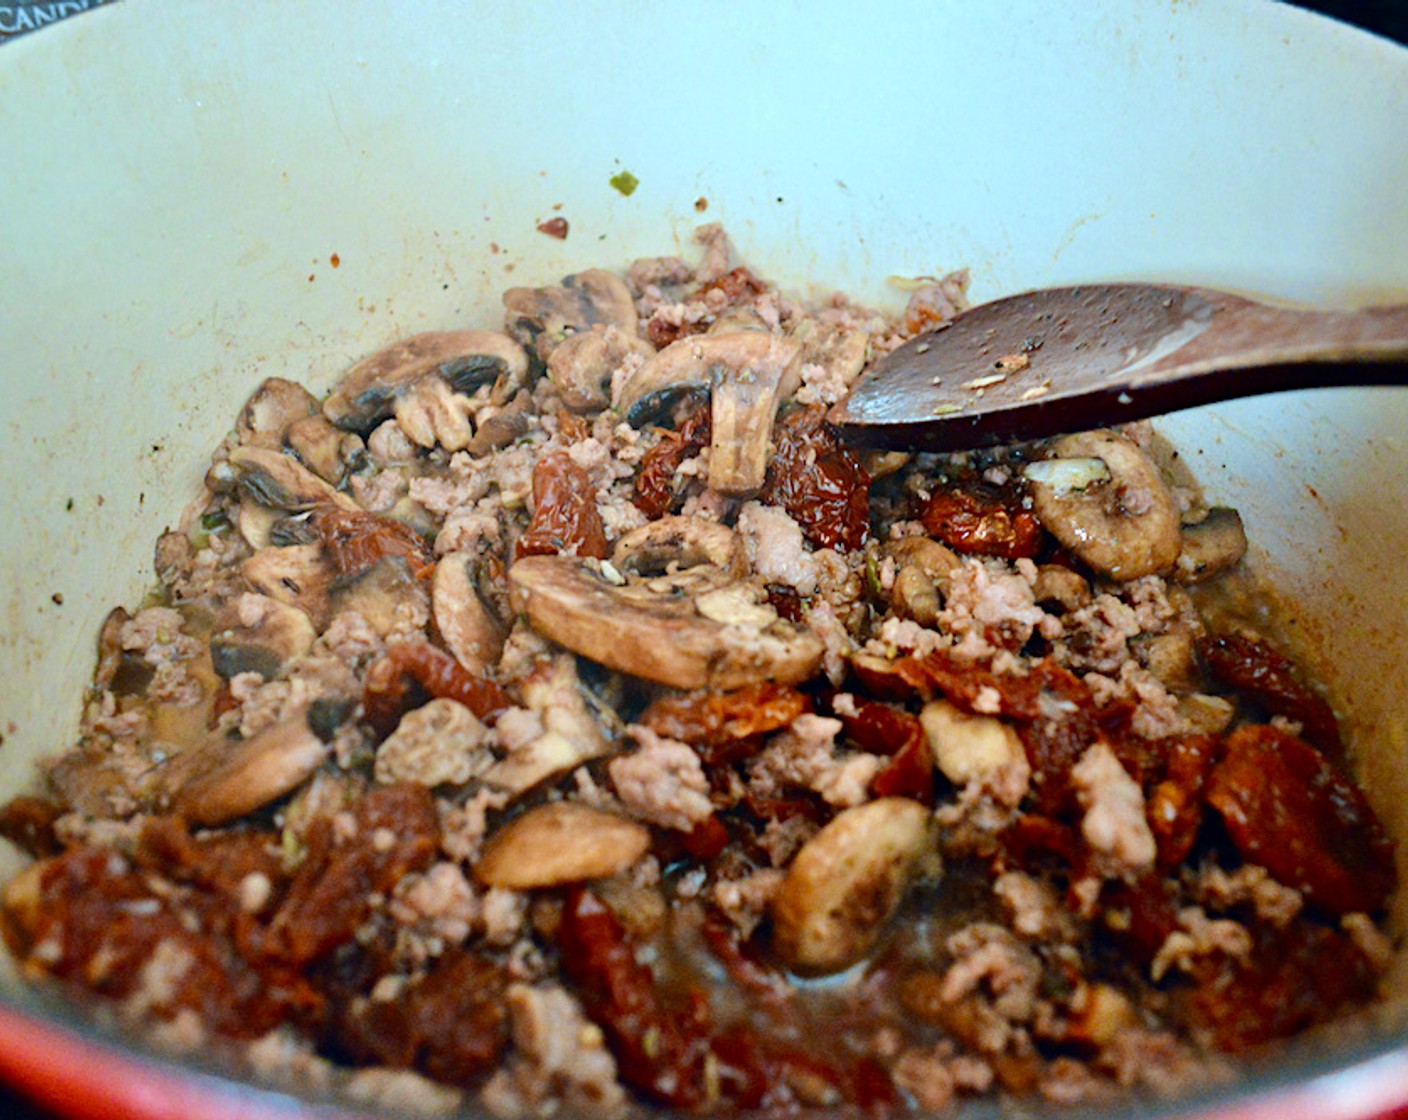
[829,283,1408,451]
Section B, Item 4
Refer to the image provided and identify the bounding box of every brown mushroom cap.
[236,378,320,449]
[615,332,804,496]
[548,324,657,412]
[610,515,749,581]
[323,330,529,431]
[1026,429,1182,581]
[503,269,639,362]
[508,555,823,690]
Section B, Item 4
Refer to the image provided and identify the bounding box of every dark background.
[1,1,1405,1118]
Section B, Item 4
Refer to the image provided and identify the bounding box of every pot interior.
[2,2,1408,1116]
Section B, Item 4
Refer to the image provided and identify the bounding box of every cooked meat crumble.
[0,225,1396,1117]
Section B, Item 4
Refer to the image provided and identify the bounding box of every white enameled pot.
[3,2,1408,1118]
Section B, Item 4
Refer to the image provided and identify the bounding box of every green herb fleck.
[610,170,640,197]
[932,402,962,416]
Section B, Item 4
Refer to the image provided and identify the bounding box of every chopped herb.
[609,170,639,197]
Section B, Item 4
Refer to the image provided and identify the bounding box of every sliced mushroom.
[919,700,1028,800]
[474,803,650,890]
[616,332,804,496]
[1175,507,1248,584]
[323,330,530,432]
[1025,429,1182,581]
[165,717,329,827]
[547,324,656,412]
[210,594,316,680]
[610,515,748,581]
[374,698,491,787]
[1177,693,1236,736]
[707,306,772,335]
[508,555,824,690]
[1134,626,1202,693]
[860,449,912,481]
[882,538,961,625]
[465,390,533,456]
[1030,564,1091,612]
[771,797,933,975]
[327,557,429,638]
[482,654,613,795]
[240,544,333,624]
[224,446,358,513]
[393,374,476,452]
[432,553,507,675]
[235,377,320,449]
[286,413,358,484]
[503,269,639,363]
[236,501,281,551]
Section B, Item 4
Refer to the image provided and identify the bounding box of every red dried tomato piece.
[310,506,435,580]
[1198,632,1342,757]
[515,450,609,561]
[694,265,768,308]
[851,652,1097,812]
[1146,733,1221,868]
[1102,872,1182,966]
[559,887,715,1109]
[765,584,806,622]
[840,702,934,805]
[700,912,793,1007]
[14,846,317,1039]
[760,406,871,552]
[1186,919,1380,1050]
[639,683,809,767]
[633,400,711,518]
[998,814,1083,874]
[362,641,512,736]
[331,948,511,1087]
[0,796,62,859]
[920,489,1044,559]
[1205,724,1394,915]
[680,814,731,861]
[263,783,439,965]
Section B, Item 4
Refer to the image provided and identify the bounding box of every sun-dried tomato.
[0,796,62,859]
[310,506,435,580]
[329,948,510,1087]
[1205,724,1394,915]
[1198,632,1342,757]
[695,265,768,308]
[559,887,715,1109]
[765,584,806,622]
[362,641,512,736]
[136,816,285,901]
[515,450,609,561]
[760,406,871,552]
[1146,734,1221,868]
[560,889,892,1113]
[998,814,1083,875]
[1186,919,1380,1050]
[633,400,711,519]
[11,846,318,1039]
[920,489,1044,559]
[700,913,793,1007]
[850,652,1098,812]
[639,682,810,767]
[680,814,731,861]
[840,702,934,805]
[556,409,592,444]
[263,783,439,965]
[1101,872,1181,966]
